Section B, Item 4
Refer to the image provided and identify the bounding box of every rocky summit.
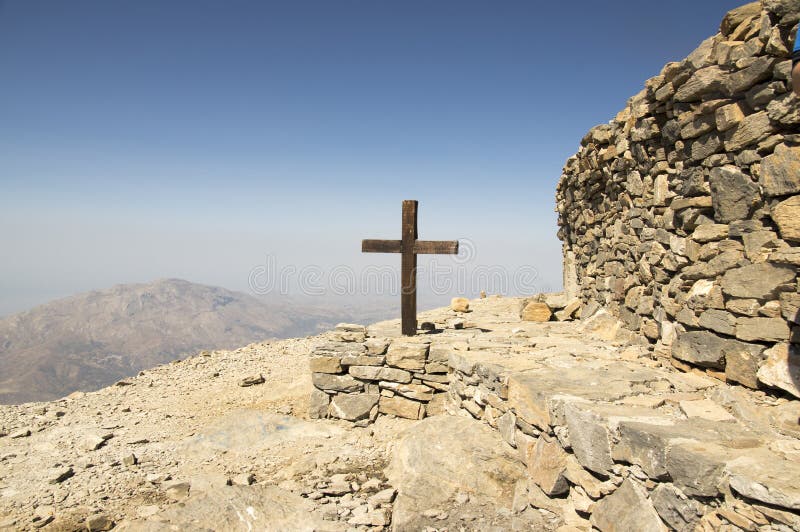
[2,1,800,531]
[0,296,798,531]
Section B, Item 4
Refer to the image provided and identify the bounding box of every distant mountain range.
[0,279,396,404]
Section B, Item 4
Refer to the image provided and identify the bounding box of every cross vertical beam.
[362,200,459,336]
[401,200,418,336]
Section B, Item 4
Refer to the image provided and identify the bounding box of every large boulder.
[385,415,526,530]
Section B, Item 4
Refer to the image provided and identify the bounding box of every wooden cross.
[362,200,459,336]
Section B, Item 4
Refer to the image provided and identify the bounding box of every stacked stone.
[556,1,800,397]
[309,324,449,424]
[520,292,583,323]
[447,350,800,531]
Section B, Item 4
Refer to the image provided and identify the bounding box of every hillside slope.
[0,279,371,404]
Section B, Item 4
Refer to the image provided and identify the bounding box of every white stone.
[758,343,800,399]
[679,399,735,422]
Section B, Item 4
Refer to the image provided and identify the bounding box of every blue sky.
[0,1,743,315]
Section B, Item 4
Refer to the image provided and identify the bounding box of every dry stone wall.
[556,1,800,397]
[447,340,800,532]
[309,324,449,423]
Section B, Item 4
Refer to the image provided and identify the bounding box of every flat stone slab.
[386,415,529,530]
[178,410,344,459]
[118,485,327,531]
[437,296,800,514]
[506,362,667,430]
[727,450,800,510]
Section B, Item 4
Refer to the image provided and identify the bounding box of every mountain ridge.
[0,278,392,404]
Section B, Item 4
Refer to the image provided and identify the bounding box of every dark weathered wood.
[401,200,418,336]
[414,240,459,255]
[365,239,458,255]
[361,200,458,336]
[362,239,402,253]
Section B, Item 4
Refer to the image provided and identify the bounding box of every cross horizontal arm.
[362,239,402,253]
[413,240,459,254]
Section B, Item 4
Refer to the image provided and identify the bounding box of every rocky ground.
[0,298,551,531]
[0,296,798,531]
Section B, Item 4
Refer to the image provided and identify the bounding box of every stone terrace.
[337,295,800,530]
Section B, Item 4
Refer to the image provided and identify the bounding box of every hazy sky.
[0,1,743,316]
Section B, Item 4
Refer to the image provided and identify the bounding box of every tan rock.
[238,374,265,387]
[723,340,765,389]
[591,479,667,532]
[308,388,330,419]
[378,395,424,419]
[758,343,800,399]
[715,102,745,132]
[340,354,384,366]
[450,297,470,312]
[761,144,800,197]
[521,301,552,322]
[386,416,526,529]
[671,196,713,210]
[348,365,412,383]
[163,480,191,501]
[678,399,735,422]
[724,111,774,152]
[133,485,326,530]
[720,2,761,36]
[230,473,254,486]
[555,299,582,321]
[736,317,790,342]
[425,393,449,416]
[692,224,729,243]
[721,263,795,300]
[9,427,31,438]
[772,196,800,242]
[564,455,615,500]
[364,338,389,355]
[312,373,362,393]
[379,382,433,401]
[727,450,800,511]
[651,484,702,531]
[309,356,342,374]
[335,323,367,333]
[542,292,570,309]
[331,330,366,342]
[527,436,569,496]
[579,308,622,341]
[329,393,379,421]
[86,514,114,532]
[621,395,666,409]
[348,509,391,526]
[80,434,107,452]
[385,343,428,371]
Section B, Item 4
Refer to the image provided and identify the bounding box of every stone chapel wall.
[556,1,800,396]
